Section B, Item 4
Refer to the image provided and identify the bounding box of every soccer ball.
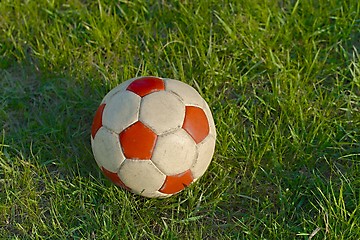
[91,76,216,198]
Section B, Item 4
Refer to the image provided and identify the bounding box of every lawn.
[0,0,359,239]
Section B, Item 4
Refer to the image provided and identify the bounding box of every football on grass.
[91,76,216,198]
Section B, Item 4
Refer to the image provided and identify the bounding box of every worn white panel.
[101,78,136,104]
[91,127,125,172]
[138,190,171,198]
[118,160,166,197]
[164,78,216,137]
[190,134,216,179]
[163,79,204,107]
[139,91,185,135]
[152,129,197,176]
[201,99,216,138]
[102,91,141,133]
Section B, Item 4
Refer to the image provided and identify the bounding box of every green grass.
[1,0,359,238]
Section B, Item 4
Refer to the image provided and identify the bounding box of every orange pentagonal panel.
[182,106,210,144]
[119,121,157,160]
[91,103,106,138]
[159,169,194,194]
[101,167,131,190]
[126,76,165,97]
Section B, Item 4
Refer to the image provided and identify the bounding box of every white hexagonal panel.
[139,91,185,135]
[191,134,216,179]
[118,160,166,196]
[102,91,141,133]
[91,127,125,172]
[138,190,171,198]
[101,78,135,104]
[151,129,197,176]
[164,79,204,107]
